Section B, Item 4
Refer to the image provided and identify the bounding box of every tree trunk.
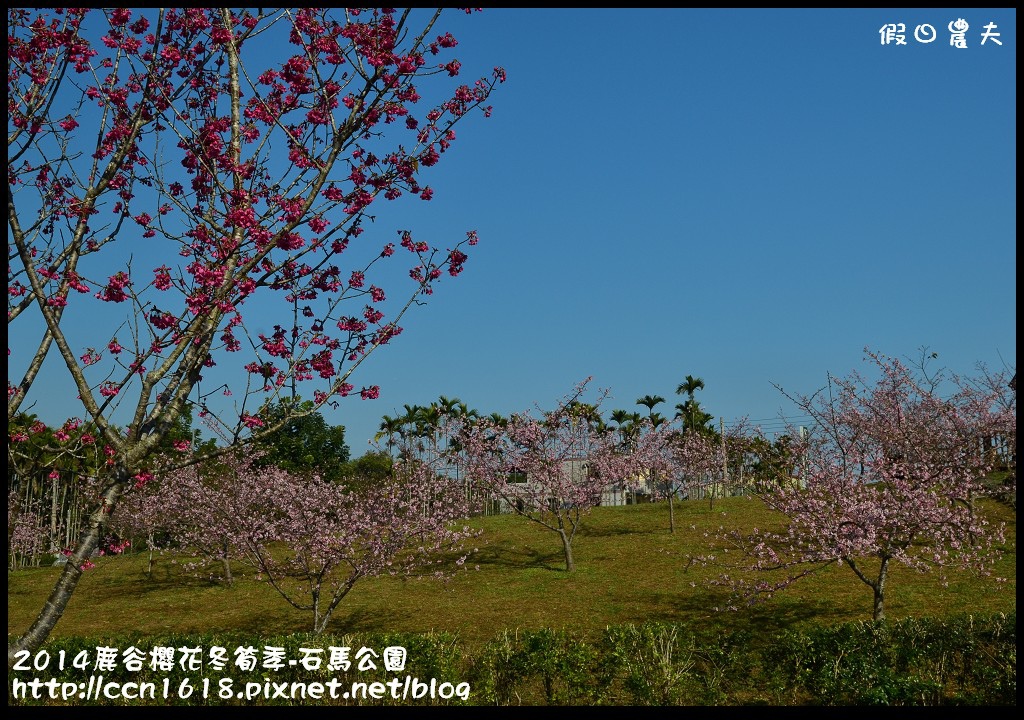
[668,487,676,533]
[557,528,575,572]
[8,473,126,668]
[872,557,889,622]
[49,473,59,554]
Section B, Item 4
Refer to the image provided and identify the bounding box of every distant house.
[490,457,638,514]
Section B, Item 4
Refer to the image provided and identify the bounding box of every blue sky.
[9,8,1016,454]
[341,8,1017,450]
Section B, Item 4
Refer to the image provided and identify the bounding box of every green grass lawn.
[8,496,1016,650]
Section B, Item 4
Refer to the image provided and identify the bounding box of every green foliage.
[675,399,716,438]
[157,407,219,458]
[337,451,393,492]
[674,374,717,438]
[748,434,799,485]
[252,398,350,483]
[602,623,698,705]
[598,623,757,705]
[8,413,107,480]
[467,629,604,705]
[9,614,1014,706]
[762,613,1017,705]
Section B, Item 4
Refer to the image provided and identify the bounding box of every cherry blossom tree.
[110,452,247,584]
[706,350,1015,621]
[463,381,646,572]
[104,474,177,579]
[8,7,504,661]
[8,490,49,570]
[251,461,476,634]
[637,422,719,533]
[115,450,476,633]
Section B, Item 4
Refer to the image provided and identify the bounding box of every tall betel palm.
[675,375,705,408]
[676,375,714,436]
[430,394,477,475]
[636,394,666,419]
[566,401,605,435]
[609,409,634,448]
[374,414,404,461]
[674,400,715,437]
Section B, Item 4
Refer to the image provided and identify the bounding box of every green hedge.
[8,613,1015,705]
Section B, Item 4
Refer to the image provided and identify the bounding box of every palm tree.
[414,403,443,465]
[674,375,726,506]
[447,401,479,455]
[675,374,705,401]
[373,414,403,460]
[674,399,714,436]
[396,404,427,462]
[675,375,715,436]
[436,394,460,417]
[636,394,665,419]
[609,409,633,450]
[566,401,604,438]
[458,402,479,421]
[432,395,462,459]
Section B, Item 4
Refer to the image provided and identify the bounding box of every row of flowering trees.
[101,378,709,628]
[9,353,1015,632]
[88,351,1015,630]
[7,381,725,575]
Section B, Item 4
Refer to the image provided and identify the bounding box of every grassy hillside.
[8,496,1016,649]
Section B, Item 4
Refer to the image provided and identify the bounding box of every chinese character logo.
[948,18,969,48]
[879,23,907,45]
[914,24,937,43]
[981,22,1002,46]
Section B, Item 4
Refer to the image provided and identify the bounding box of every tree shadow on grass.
[649,587,859,637]
[471,540,566,572]
[106,562,241,594]
[577,523,650,538]
[328,605,405,635]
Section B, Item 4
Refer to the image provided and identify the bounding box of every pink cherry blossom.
[702,349,1014,621]
[8,6,504,658]
[463,380,651,572]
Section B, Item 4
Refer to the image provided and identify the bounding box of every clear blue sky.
[10,8,1017,454]
[340,8,1017,450]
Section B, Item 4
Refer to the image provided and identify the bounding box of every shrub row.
[8,613,1015,706]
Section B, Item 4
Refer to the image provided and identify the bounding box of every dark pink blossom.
[360,385,379,400]
[8,5,503,654]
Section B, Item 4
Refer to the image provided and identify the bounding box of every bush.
[8,613,1015,705]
